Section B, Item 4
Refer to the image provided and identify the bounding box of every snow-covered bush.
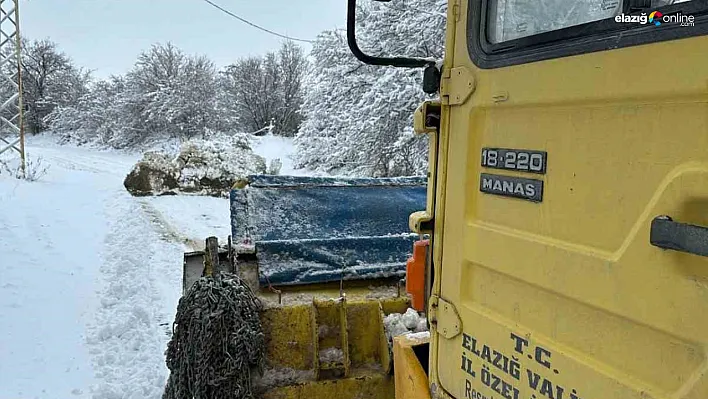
[48,76,128,148]
[0,153,50,182]
[0,159,10,178]
[123,135,266,197]
[219,41,307,137]
[22,155,50,182]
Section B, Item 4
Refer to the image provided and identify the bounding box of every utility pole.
[0,0,24,177]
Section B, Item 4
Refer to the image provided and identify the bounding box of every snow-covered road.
[0,141,233,399]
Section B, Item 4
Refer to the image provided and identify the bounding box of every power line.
[201,0,314,43]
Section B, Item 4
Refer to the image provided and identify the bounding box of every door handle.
[650,216,708,257]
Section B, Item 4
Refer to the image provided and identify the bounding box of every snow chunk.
[383,307,428,343]
[401,307,420,330]
[319,347,344,364]
[405,331,431,341]
[414,317,428,333]
[383,313,409,340]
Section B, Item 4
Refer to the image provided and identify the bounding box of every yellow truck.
[350,0,708,398]
[182,1,708,398]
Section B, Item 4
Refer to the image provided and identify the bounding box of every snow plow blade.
[178,174,431,398]
[230,174,427,287]
[254,289,414,399]
[181,244,429,399]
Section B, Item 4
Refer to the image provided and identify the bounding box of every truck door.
[430,1,708,399]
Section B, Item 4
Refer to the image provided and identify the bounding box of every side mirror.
[346,0,435,69]
[422,64,441,95]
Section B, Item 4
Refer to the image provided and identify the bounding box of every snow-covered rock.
[123,152,179,196]
[123,135,267,197]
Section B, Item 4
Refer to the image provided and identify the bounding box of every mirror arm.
[346,0,433,68]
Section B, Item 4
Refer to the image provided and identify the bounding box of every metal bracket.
[441,66,475,106]
[409,210,433,234]
[312,296,351,380]
[428,296,462,339]
[413,100,441,135]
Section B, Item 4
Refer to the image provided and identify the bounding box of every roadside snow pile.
[383,307,428,342]
[124,135,267,197]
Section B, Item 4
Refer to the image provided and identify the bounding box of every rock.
[123,153,179,196]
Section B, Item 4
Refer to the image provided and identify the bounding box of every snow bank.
[124,134,267,197]
[0,142,175,399]
[87,197,183,399]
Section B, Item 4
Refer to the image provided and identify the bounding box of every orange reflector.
[406,240,429,312]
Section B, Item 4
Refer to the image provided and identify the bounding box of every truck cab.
[349,1,708,398]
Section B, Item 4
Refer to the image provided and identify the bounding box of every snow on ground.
[0,142,141,399]
[251,133,325,176]
[0,141,184,399]
[143,195,231,250]
[87,192,184,399]
[0,133,311,399]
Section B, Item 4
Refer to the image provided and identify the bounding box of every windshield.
[487,0,695,44]
[487,0,623,43]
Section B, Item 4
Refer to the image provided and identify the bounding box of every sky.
[20,0,347,79]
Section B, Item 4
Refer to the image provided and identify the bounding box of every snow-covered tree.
[50,42,223,148]
[48,76,127,146]
[294,29,377,173]
[16,39,90,134]
[276,41,307,135]
[122,42,220,142]
[219,41,307,136]
[295,0,446,177]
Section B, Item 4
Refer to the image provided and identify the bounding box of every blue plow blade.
[230,175,427,286]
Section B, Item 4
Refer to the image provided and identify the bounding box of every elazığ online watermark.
[615,10,695,27]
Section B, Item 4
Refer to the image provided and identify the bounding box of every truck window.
[487,0,623,44]
[470,0,705,68]
[487,0,695,44]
